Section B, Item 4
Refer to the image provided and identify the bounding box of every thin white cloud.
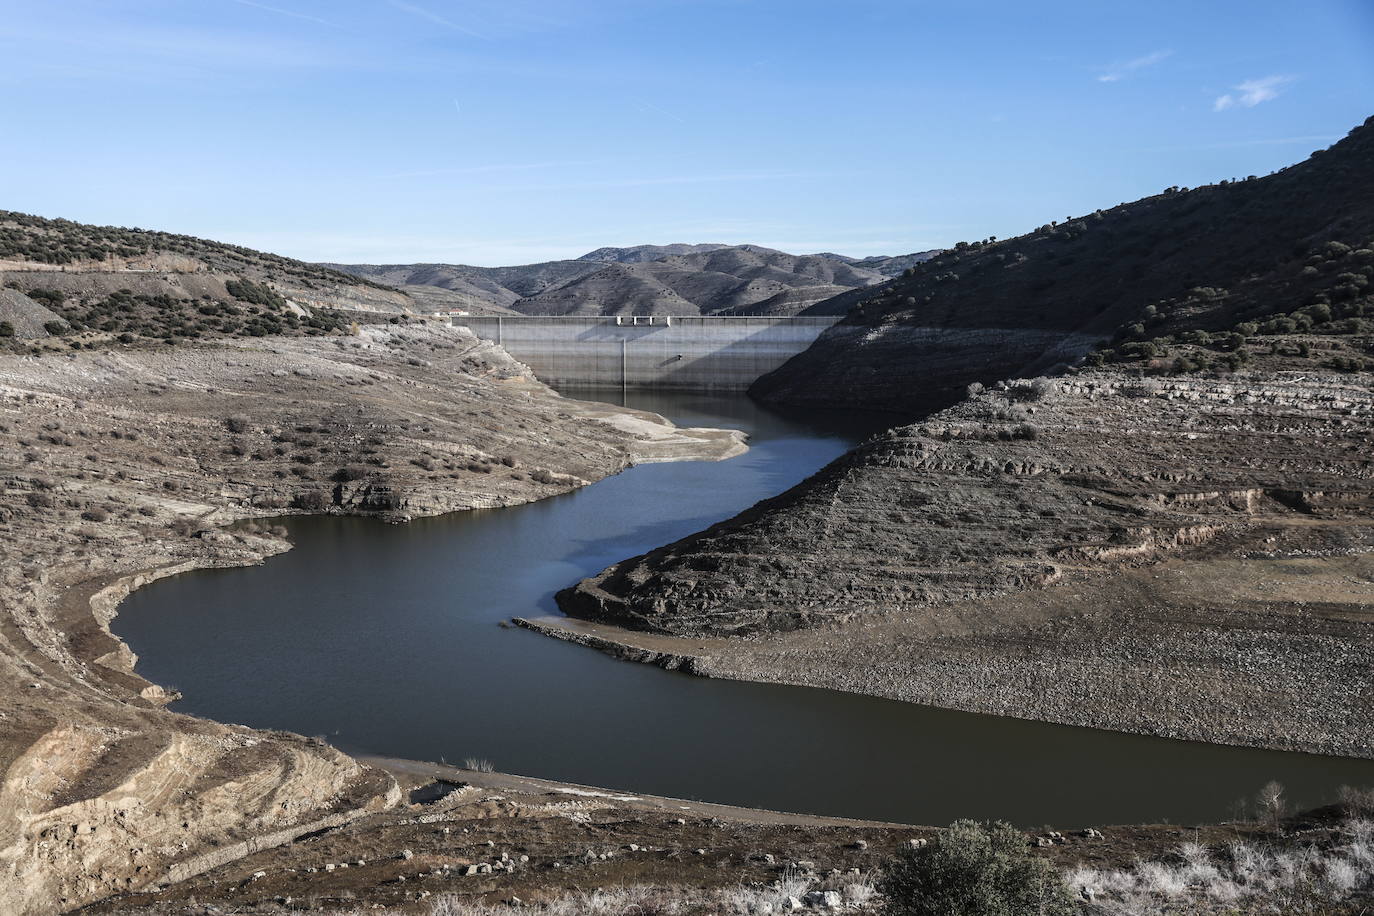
[1215,75,1293,111]
[387,0,489,39]
[633,99,687,124]
[1098,49,1172,83]
[382,159,609,180]
[1134,134,1338,153]
[226,0,347,31]
[479,170,841,194]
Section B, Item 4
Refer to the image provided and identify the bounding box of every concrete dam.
[450,315,841,391]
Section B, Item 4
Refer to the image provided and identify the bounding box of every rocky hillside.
[322,259,604,315]
[332,244,921,318]
[577,243,731,263]
[0,211,476,353]
[754,117,1374,412]
[0,321,743,915]
[817,249,943,277]
[561,369,1374,755]
[514,245,885,317]
[557,116,1374,761]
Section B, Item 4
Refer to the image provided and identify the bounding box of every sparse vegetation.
[292,489,331,511]
[1069,818,1374,914]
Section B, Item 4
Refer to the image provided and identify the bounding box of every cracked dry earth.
[0,323,743,915]
[558,371,1374,756]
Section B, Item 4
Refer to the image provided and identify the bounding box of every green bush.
[0,321,13,337]
[879,820,1073,916]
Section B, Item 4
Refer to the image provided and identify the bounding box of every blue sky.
[3,1,1372,265]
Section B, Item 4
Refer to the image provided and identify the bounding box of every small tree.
[880,820,1073,916]
[1257,780,1287,830]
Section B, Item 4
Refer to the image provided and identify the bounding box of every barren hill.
[0,210,473,352]
[755,118,1374,412]
[511,244,889,316]
[556,116,1374,768]
[577,243,731,263]
[332,244,910,318]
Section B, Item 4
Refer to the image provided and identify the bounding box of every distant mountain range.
[326,244,940,317]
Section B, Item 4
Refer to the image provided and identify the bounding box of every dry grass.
[327,868,879,916]
[1067,818,1374,914]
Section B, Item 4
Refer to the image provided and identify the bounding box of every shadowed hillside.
[754,117,1374,412]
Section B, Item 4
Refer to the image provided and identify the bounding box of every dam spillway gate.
[449,315,841,391]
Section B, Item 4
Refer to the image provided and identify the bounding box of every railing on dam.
[450,315,841,391]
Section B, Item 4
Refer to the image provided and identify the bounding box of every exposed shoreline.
[548,372,1374,763]
[0,326,746,915]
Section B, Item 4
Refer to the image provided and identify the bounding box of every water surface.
[114,390,1374,827]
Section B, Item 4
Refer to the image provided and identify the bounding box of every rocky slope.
[559,369,1374,756]
[0,321,741,912]
[0,211,466,350]
[332,244,910,318]
[507,245,887,317]
[322,260,604,315]
[577,243,731,263]
[754,118,1374,412]
[554,117,1374,758]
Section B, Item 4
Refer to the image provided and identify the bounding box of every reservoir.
[113,390,1374,827]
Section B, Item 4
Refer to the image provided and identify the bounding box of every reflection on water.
[113,390,1374,827]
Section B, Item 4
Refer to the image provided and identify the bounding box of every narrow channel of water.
[113,390,1374,828]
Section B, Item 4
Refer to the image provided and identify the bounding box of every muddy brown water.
[113,390,1374,828]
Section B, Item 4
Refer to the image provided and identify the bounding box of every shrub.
[80,507,109,522]
[879,820,1073,916]
[0,321,13,338]
[332,465,368,482]
[293,489,331,511]
[223,415,251,434]
[1257,781,1287,830]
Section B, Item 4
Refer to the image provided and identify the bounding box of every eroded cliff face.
[0,324,742,915]
[559,371,1374,754]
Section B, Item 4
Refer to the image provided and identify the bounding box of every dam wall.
[450,315,842,390]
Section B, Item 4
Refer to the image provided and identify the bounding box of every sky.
[2,1,1373,266]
